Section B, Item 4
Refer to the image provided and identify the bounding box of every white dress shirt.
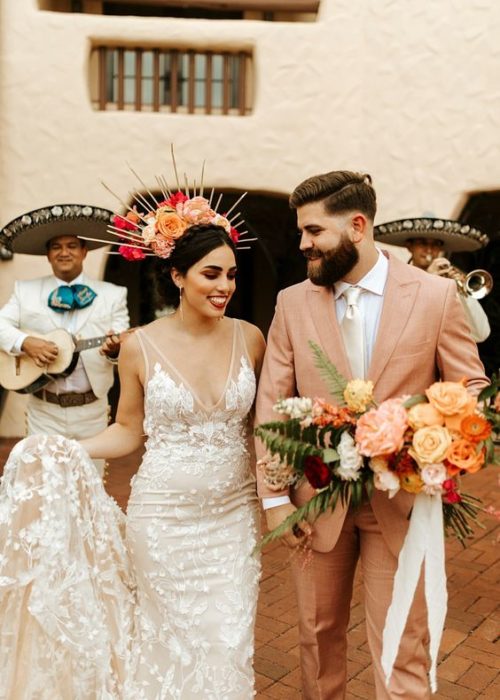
[262,250,389,510]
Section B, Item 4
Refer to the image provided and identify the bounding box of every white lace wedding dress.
[0,319,261,700]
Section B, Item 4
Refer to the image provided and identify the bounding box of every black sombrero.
[0,204,115,255]
[374,217,489,253]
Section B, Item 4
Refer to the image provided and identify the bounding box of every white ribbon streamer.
[381,493,447,693]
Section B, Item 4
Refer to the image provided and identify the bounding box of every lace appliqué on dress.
[0,435,135,700]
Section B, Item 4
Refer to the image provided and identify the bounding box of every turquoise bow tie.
[48,284,97,312]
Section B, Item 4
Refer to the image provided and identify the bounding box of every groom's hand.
[265,502,312,548]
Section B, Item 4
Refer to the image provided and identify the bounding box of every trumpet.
[426,256,493,298]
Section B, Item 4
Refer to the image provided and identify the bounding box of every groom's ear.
[351,213,368,243]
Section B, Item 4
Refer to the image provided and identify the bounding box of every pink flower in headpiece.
[150,234,175,259]
[210,213,231,234]
[229,226,240,243]
[178,196,216,224]
[119,245,146,261]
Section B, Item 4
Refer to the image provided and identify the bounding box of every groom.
[255,170,488,698]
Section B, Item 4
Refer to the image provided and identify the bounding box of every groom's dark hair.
[153,224,236,309]
[289,171,377,221]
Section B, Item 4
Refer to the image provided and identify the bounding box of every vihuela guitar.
[0,328,128,394]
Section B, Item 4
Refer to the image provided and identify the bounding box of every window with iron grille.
[90,46,253,114]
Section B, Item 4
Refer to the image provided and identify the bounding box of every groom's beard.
[305,235,359,287]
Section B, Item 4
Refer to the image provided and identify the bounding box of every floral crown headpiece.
[80,148,254,262]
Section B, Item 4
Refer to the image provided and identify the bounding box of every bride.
[0,218,266,699]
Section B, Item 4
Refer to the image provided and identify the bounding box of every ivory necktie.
[341,286,365,379]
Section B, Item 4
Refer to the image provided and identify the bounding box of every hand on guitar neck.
[99,330,123,360]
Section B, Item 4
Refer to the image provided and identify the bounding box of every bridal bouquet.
[256,342,499,548]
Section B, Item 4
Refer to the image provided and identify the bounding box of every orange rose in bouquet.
[445,439,485,475]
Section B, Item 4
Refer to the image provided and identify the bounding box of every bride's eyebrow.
[201,265,237,272]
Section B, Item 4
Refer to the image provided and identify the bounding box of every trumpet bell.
[464,269,494,299]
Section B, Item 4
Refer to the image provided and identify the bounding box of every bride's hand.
[265,502,312,548]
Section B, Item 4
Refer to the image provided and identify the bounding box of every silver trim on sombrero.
[374,217,489,252]
[0,204,115,254]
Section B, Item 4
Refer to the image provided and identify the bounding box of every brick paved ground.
[1,438,498,698]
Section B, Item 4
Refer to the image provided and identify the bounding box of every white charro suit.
[0,274,129,467]
[255,253,488,699]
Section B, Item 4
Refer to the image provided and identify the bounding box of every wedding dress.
[0,319,261,699]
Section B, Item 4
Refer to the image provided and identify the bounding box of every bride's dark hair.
[154,223,237,309]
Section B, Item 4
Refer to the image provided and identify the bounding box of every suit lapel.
[367,257,420,385]
[43,277,66,330]
[306,283,352,380]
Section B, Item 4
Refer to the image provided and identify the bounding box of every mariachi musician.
[0,204,130,475]
[374,217,491,343]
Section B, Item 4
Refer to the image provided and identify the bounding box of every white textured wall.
[1,0,499,433]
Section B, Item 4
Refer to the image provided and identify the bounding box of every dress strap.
[134,329,150,383]
[234,319,253,368]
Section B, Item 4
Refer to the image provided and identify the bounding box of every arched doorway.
[452,190,500,375]
[103,190,306,336]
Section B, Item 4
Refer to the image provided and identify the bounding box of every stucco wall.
[0,0,499,434]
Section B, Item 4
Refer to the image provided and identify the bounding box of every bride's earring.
[178,286,183,322]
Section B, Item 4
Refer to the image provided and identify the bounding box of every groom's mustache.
[303,251,324,260]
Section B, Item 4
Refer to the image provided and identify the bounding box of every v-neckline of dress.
[146,319,238,413]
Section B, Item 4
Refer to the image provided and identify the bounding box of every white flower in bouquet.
[273,397,313,420]
[336,431,363,481]
[374,470,400,498]
[420,463,447,496]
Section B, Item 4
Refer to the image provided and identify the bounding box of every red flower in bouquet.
[387,447,418,476]
[442,479,462,504]
[304,455,332,489]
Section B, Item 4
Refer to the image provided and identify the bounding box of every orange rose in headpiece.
[156,212,188,242]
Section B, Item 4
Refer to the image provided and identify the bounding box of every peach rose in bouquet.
[407,402,444,430]
[425,381,477,431]
[409,425,452,465]
[425,381,471,415]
